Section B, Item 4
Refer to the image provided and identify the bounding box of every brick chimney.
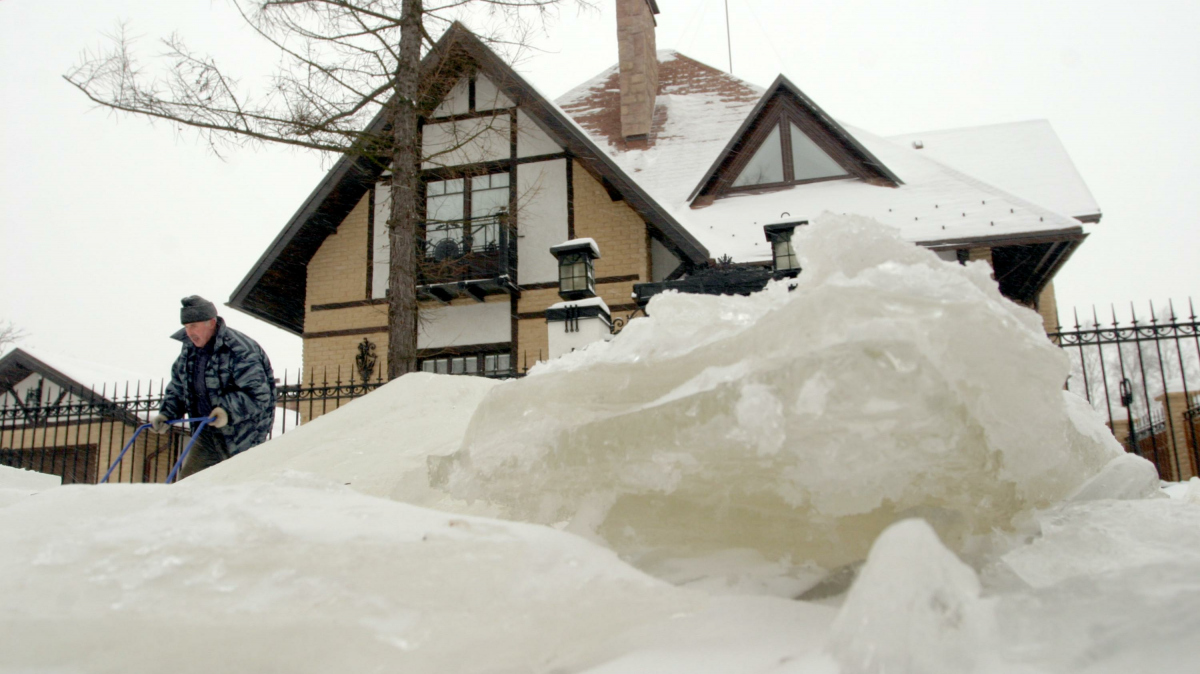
[616,0,659,140]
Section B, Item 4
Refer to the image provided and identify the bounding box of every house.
[229,0,1099,392]
[0,348,179,484]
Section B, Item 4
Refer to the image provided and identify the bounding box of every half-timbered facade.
[230,2,1100,385]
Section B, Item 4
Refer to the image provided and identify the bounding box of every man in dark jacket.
[152,296,276,479]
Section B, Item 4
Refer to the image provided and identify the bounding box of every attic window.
[726,113,850,192]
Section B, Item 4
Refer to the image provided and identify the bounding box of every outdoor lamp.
[763,221,805,277]
[550,239,601,300]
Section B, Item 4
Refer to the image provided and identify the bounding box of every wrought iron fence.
[8,299,1197,486]
[1049,300,1200,481]
[0,367,394,485]
[0,380,186,485]
[0,359,532,485]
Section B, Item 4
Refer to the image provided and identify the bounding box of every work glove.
[151,413,169,435]
[210,407,229,429]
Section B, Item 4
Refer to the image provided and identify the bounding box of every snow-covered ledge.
[546,296,611,360]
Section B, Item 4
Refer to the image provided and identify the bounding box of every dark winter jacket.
[160,318,276,456]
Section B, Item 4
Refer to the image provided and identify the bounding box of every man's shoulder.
[219,325,265,354]
[218,325,271,375]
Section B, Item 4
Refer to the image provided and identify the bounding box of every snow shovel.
[99,414,218,485]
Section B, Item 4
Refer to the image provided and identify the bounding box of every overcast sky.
[2,0,1197,385]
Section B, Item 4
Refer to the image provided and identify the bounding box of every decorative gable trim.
[688,75,902,205]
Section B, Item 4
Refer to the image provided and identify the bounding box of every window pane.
[465,358,479,374]
[435,359,449,374]
[452,358,466,374]
[485,354,497,373]
[497,353,510,372]
[421,361,436,373]
[789,122,846,181]
[427,193,464,222]
[732,125,784,187]
[560,259,589,291]
[774,239,799,270]
[471,177,509,218]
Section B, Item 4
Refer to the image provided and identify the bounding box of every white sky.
[2,0,1198,384]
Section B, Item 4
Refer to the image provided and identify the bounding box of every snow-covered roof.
[0,347,158,397]
[558,51,765,234]
[887,120,1101,222]
[556,52,1091,264]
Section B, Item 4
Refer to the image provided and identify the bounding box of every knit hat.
[180,296,218,324]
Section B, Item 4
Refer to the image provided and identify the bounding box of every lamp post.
[763,221,805,277]
[1119,377,1139,456]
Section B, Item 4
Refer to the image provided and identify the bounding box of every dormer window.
[732,118,849,190]
[764,222,805,276]
[689,78,901,207]
[550,239,601,300]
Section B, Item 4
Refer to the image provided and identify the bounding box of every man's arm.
[216,347,274,426]
[159,354,188,420]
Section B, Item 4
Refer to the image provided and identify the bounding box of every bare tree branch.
[66,0,594,379]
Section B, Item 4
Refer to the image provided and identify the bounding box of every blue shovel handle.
[99,416,216,485]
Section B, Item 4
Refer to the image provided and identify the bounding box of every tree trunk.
[386,0,423,380]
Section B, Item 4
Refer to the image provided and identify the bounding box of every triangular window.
[789,122,845,181]
[727,114,849,191]
[732,126,785,187]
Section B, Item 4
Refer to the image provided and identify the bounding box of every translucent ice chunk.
[438,213,1119,569]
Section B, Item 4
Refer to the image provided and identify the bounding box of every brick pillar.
[1036,280,1060,334]
[616,0,659,139]
[1157,391,1200,481]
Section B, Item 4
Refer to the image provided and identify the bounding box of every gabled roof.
[886,120,1102,223]
[687,75,904,201]
[0,348,153,426]
[556,53,1090,269]
[0,348,155,397]
[229,23,708,335]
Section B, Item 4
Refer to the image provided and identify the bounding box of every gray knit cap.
[180,296,218,324]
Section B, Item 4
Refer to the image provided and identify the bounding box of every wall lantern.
[763,221,805,277]
[550,238,601,300]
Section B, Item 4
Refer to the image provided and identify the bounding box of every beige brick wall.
[517,318,549,371]
[968,247,993,269]
[572,160,650,282]
[301,191,389,383]
[306,194,371,307]
[300,161,656,380]
[1035,281,1061,333]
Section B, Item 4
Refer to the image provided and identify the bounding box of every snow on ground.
[191,372,498,513]
[0,464,60,508]
[2,214,1197,672]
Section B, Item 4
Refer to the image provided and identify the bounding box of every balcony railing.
[418,214,517,300]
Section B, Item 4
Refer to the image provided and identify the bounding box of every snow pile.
[437,213,1121,571]
[828,503,1200,674]
[829,520,993,674]
[0,464,61,508]
[190,373,498,512]
[0,481,840,673]
[4,212,1196,671]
